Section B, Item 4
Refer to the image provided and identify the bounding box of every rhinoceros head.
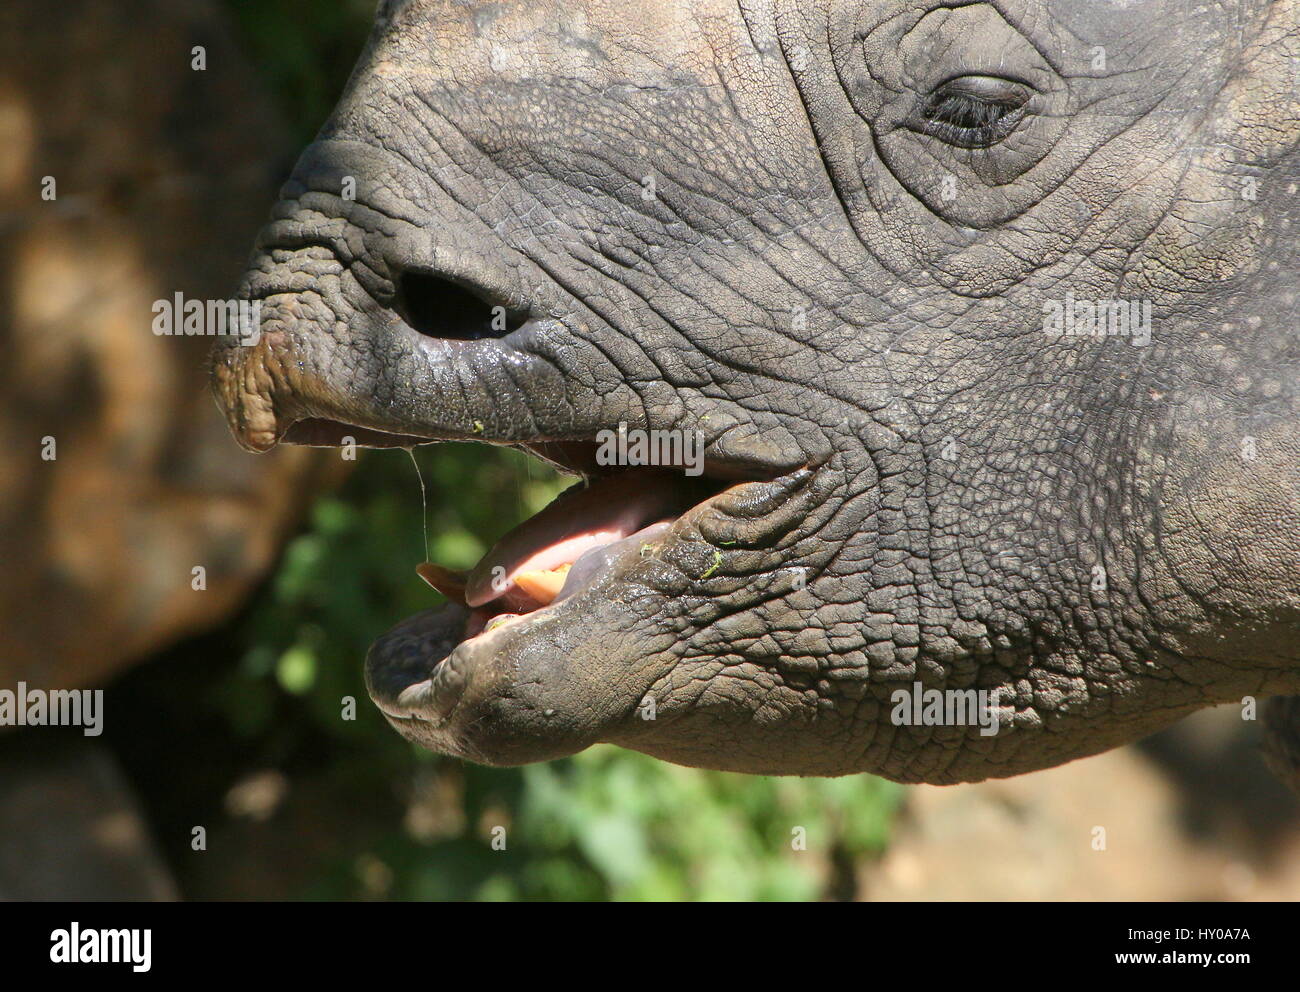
[214,0,1300,781]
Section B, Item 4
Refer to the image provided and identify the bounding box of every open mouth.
[218,254,803,739]
[414,463,727,641]
[277,419,762,725]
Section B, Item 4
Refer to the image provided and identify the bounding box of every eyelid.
[931,75,1032,108]
[914,76,1032,149]
[934,73,1034,93]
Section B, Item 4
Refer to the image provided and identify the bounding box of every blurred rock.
[1139,703,1300,853]
[0,0,338,690]
[863,709,1300,900]
[0,735,176,900]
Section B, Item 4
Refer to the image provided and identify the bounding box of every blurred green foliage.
[218,446,899,900]
[225,0,379,145]
[216,0,901,900]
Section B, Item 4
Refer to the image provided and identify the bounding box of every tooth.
[513,565,571,606]
[416,563,469,604]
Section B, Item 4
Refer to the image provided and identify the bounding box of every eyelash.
[920,90,1028,148]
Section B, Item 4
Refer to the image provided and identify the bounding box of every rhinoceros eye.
[919,75,1031,148]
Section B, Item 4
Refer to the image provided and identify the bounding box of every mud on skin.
[212,0,1300,783]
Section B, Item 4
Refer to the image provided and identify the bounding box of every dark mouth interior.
[449,465,729,640]
[277,419,753,645]
[281,418,434,448]
[278,420,665,474]
[279,420,774,480]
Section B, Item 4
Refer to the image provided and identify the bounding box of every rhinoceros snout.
[208,129,576,453]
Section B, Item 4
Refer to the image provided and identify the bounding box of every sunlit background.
[1,0,1295,901]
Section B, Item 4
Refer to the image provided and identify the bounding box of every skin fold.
[212,0,1300,783]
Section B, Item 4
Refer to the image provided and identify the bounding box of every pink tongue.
[464,469,693,608]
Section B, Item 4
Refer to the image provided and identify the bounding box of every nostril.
[395,270,527,341]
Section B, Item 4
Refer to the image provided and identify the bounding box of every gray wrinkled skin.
[213,0,1300,782]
